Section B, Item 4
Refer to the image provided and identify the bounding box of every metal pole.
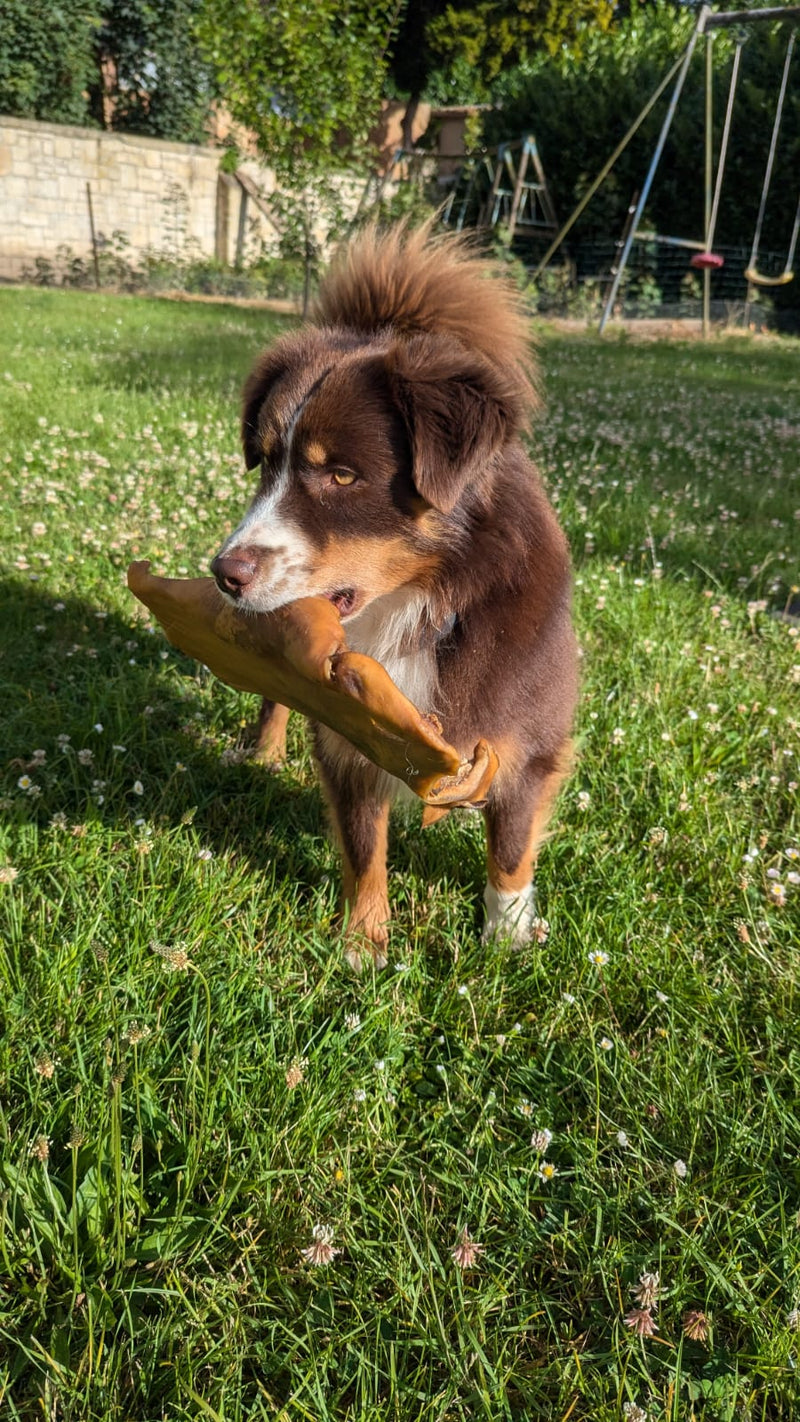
[707,42,742,255]
[744,29,795,324]
[705,7,800,29]
[599,5,709,334]
[531,51,686,281]
[703,31,713,338]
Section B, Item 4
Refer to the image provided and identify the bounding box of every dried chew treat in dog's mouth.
[126,561,499,807]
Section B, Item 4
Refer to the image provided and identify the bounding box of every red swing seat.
[690,251,724,271]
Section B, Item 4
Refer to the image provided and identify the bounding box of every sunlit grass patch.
[0,289,798,1420]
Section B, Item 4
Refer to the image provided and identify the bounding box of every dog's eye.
[331,470,357,487]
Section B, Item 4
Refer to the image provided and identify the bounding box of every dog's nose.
[210,552,258,598]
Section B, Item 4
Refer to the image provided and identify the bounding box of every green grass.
[1,286,799,1421]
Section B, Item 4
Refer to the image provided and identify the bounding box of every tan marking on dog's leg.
[339,801,391,972]
[251,700,290,767]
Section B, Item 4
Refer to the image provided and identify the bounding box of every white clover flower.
[531,1127,553,1153]
[673,1158,688,1179]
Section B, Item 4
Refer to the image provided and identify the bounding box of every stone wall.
[0,115,279,281]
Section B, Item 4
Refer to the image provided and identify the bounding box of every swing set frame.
[535,5,800,335]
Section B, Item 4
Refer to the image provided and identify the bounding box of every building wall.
[0,115,278,281]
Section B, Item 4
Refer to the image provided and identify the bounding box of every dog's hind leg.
[482,742,573,950]
[250,699,290,767]
[315,743,392,971]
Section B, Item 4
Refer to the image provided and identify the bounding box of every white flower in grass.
[17,776,32,791]
[599,1037,613,1052]
[768,882,787,906]
[0,866,19,885]
[451,1226,484,1270]
[562,992,576,1005]
[77,748,93,765]
[588,950,609,968]
[530,1127,553,1153]
[617,1130,630,1148]
[673,1158,688,1179]
[132,780,144,796]
[344,1012,361,1032]
[196,848,213,861]
[300,1223,341,1267]
[353,1088,366,1102]
[623,1404,648,1422]
[531,917,550,944]
[633,1271,661,1308]
[537,1161,558,1184]
[577,791,591,812]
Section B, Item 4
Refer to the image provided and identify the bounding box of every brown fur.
[212,221,579,962]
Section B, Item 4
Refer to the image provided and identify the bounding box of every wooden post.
[86,182,100,288]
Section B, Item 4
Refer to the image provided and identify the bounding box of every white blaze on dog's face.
[211,326,515,620]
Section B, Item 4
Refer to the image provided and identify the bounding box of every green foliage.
[0,0,215,141]
[0,0,101,125]
[90,0,216,143]
[486,2,800,287]
[430,0,615,89]
[196,0,396,180]
[389,0,614,106]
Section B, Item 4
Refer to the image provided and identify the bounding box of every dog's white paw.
[482,882,538,951]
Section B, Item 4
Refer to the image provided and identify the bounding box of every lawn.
[1,286,799,1422]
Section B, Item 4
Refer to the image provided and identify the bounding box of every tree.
[387,0,614,121]
[0,0,100,125]
[90,0,216,143]
[196,0,401,306]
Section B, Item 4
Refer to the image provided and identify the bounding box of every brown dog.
[211,223,578,968]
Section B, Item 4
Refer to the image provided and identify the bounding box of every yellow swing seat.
[744,266,794,287]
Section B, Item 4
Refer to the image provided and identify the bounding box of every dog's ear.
[241,349,292,471]
[387,334,523,514]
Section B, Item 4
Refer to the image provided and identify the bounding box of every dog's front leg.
[482,744,572,950]
[315,734,391,971]
[251,699,290,766]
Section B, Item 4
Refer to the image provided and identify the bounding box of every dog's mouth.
[324,587,362,619]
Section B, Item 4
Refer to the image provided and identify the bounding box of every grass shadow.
[1,574,332,892]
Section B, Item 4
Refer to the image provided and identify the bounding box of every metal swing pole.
[599,5,709,334]
[530,50,686,281]
[703,30,714,337]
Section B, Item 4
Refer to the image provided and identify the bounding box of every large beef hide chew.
[127,561,498,809]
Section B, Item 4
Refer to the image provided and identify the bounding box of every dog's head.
[211,325,524,619]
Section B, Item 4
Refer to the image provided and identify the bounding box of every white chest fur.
[315,588,440,798]
[346,588,438,713]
